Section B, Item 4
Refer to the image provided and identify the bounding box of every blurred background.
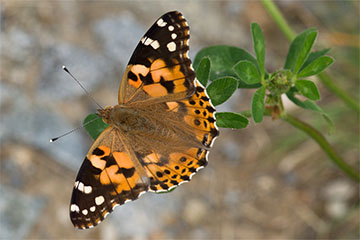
[0,1,359,239]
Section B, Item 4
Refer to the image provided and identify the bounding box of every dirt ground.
[1,1,359,239]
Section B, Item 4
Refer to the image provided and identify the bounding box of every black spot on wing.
[92,148,104,156]
[160,76,175,93]
[118,167,136,178]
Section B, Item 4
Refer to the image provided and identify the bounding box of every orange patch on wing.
[99,151,141,192]
[89,155,106,170]
[129,64,150,88]
[187,147,206,159]
[150,59,184,83]
[99,146,111,156]
[115,175,131,192]
[100,165,118,185]
[129,78,142,89]
[169,152,198,169]
[143,83,167,97]
[125,173,139,188]
[184,115,207,131]
[150,58,167,71]
[166,101,179,112]
[172,79,187,93]
[113,152,133,169]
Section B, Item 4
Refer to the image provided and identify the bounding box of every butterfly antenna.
[50,115,101,142]
[62,66,104,110]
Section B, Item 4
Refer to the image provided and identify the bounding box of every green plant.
[192,23,359,182]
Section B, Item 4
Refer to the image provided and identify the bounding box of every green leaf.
[84,113,109,140]
[297,56,334,78]
[215,112,249,129]
[284,28,317,72]
[194,45,261,88]
[196,57,211,87]
[252,85,266,123]
[251,22,265,77]
[300,48,330,71]
[233,60,261,85]
[286,88,334,133]
[294,31,318,73]
[206,77,238,106]
[295,79,320,101]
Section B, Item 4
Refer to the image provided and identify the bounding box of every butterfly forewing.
[70,11,219,229]
[118,11,194,104]
[70,127,149,229]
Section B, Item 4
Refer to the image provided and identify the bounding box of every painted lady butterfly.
[70,11,219,229]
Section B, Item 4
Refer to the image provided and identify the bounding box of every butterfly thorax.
[98,106,154,133]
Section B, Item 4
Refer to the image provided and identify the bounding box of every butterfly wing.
[70,127,148,229]
[118,11,194,104]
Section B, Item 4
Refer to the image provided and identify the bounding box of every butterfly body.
[98,106,155,133]
[70,11,219,229]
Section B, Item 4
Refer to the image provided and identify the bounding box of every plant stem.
[282,113,360,182]
[261,0,360,113]
[260,0,296,41]
[318,72,360,112]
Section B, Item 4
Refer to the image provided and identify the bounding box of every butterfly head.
[97,106,114,124]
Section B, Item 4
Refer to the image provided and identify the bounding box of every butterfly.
[70,11,219,229]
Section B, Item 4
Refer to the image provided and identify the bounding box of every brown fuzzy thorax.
[98,106,155,134]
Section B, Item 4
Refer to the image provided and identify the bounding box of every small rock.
[322,179,355,202]
[183,198,207,225]
[325,201,347,218]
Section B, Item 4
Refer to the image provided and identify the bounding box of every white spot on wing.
[95,196,105,205]
[157,18,167,27]
[178,180,189,186]
[77,182,84,192]
[144,38,153,46]
[167,42,176,52]
[82,209,88,215]
[70,204,80,213]
[196,166,205,171]
[84,186,92,194]
[168,25,174,31]
[150,40,160,49]
[90,206,96,212]
[138,191,146,197]
[184,50,189,58]
[171,33,177,39]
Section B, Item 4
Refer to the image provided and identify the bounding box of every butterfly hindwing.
[144,80,218,192]
[118,11,194,104]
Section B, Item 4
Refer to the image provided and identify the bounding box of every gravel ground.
[1,1,359,239]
